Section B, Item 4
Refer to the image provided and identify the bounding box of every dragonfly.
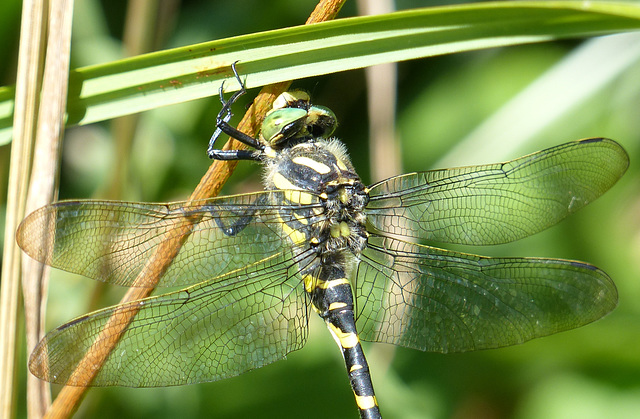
[18,69,628,419]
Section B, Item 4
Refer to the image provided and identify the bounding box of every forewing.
[17,191,323,287]
[355,235,617,353]
[366,138,628,245]
[29,248,310,386]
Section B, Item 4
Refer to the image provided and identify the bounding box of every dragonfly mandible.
[17,67,628,419]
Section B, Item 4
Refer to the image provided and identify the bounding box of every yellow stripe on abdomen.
[328,322,359,349]
[354,394,378,410]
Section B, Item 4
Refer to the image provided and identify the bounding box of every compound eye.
[261,108,308,146]
[306,105,337,139]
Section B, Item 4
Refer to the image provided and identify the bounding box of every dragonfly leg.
[197,196,264,236]
[208,148,260,161]
[208,62,264,159]
[212,211,257,236]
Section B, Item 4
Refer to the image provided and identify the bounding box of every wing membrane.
[29,247,312,387]
[355,235,617,353]
[366,138,628,245]
[17,191,323,287]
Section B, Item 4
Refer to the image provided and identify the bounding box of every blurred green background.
[1,1,639,418]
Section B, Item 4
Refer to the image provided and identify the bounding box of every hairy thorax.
[263,138,369,261]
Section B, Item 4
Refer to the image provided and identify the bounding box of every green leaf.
[2,1,640,144]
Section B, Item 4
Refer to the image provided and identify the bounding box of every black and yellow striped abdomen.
[306,253,380,419]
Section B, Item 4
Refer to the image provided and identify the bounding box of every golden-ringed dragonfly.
[18,67,628,419]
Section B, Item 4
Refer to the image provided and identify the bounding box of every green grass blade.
[1,1,640,143]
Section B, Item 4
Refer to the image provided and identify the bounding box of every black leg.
[208,149,260,161]
[207,62,264,160]
[206,194,267,236]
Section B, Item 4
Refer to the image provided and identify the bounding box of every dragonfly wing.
[355,235,617,353]
[17,191,323,287]
[366,138,628,245]
[29,247,310,387]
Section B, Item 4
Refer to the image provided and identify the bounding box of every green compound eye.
[306,105,337,139]
[261,105,338,147]
[261,107,308,146]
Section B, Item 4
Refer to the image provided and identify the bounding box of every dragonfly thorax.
[264,138,358,193]
[264,137,369,258]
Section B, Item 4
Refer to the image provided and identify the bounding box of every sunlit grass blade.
[1,1,639,144]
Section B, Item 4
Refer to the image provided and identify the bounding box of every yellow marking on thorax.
[272,172,298,191]
[328,322,359,349]
[330,221,351,238]
[354,394,378,410]
[335,158,349,172]
[338,189,350,204]
[292,156,331,174]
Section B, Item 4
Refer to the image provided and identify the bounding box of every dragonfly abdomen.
[305,253,381,419]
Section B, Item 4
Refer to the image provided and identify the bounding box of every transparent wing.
[17,191,323,287]
[366,138,628,245]
[28,247,312,387]
[355,235,617,353]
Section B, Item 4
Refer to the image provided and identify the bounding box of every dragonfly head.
[261,91,337,149]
